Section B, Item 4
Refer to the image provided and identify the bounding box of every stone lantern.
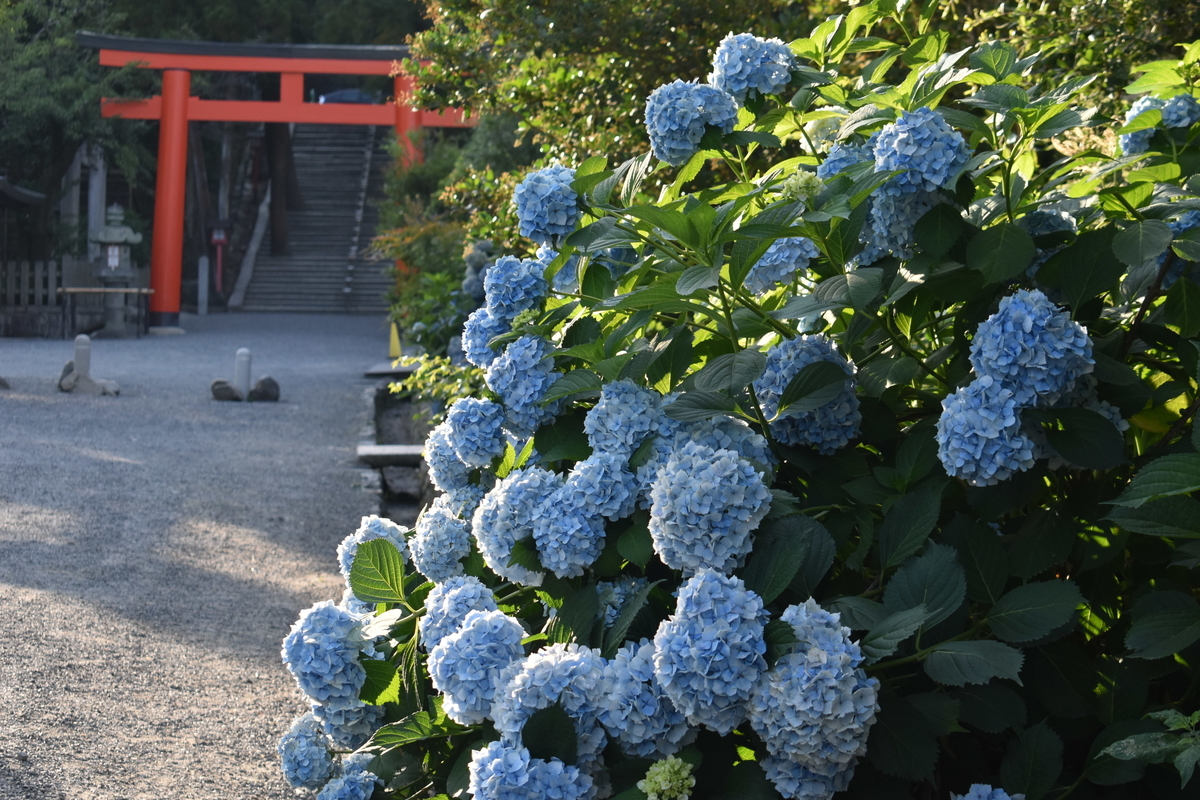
[90,203,143,336]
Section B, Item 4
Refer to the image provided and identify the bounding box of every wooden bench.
[58,287,154,338]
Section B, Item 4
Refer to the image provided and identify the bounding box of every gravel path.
[0,313,390,799]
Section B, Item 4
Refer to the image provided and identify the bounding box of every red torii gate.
[79,32,470,327]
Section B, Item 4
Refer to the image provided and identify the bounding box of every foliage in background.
[279,2,1200,799]
[390,355,487,426]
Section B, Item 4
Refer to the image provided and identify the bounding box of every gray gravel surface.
[0,313,389,799]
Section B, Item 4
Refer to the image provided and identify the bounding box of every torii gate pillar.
[149,68,191,327]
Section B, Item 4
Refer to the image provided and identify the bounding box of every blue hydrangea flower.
[596,577,647,628]
[316,753,381,800]
[649,440,772,574]
[539,245,582,293]
[310,702,386,750]
[675,416,776,479]
[429,609,527,725]
[564,452,638,521]
[645,80,739,166]
[425,421,473,492]
[1120,95,1166,154]
[936,376,1040,486]
[446,398,508,468]
[485,255,548,323]
[469,741,594,800]
[1163,93,1200,128]
[744,237,822,295]
[533,487,607,578]
[969,288,1094,405]
[472,467,561,586]
[873,107,970,192]
[338,587,375,619]
[463,307,510,368]
[754,335,861,454]
[862,189,940,262]
[513,165,580,244]
[278,712,334,790]
[337,515,408,589]
[585,379,665,457]
[652,570,768,735]
[599,639,693,758]
[282,601,369,710]
[748,600,879,785]
[761,756,853,800]
[493,643,608,764]
[709,32,795,105]
[816,142,871,180]
[488,335,562,436]
[421,575,499,652]
[410,497,471,582]
[952,786,1024,800]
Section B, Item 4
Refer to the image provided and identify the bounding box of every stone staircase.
[238,124,394,313]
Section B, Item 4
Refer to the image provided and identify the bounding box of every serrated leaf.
[860,604,928,663]
[913,203,965,259]
[793,518,837,596]
[1023,407,1127,470]
[987,580,1083,643]
[360,659,402,705]
[1164,277,1200,338]
[764,617,800,665]
[694,350,768,395]
[883,544,967,629]
[877,486,942,571]
[542,370,603,403]
[1125,602,1200,659]
[942,514,1009,604]
[676,264,720,295]
[1110,453,1200,508]
[1174,227,1200,261]
[508,537,543,572]
[547,584,601,645]
[603,580,660,658]
[966,223,1036,283]
[1000,722,1064,800]
[662,391,737,422]
[617,521,654,569]
[350,538,408,604]
[524,704,578,766]
[777,360,850,414]
[1113,219,1174,267]
[924,640,1025,686]
[1104,496,1200,538]
[827,596,886,630]
[366,711,465,750]
[1037,228,1125,312]
[970,41,1018,79]
[1116,108,1162,134]
[724,130,783,149]
[741,515,812,604]
[953,683,1027,733]
[867,695,940,780]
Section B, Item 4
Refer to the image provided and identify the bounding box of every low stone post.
[234,348,251,397]
[58,334,119,395]
[74,334,91,380]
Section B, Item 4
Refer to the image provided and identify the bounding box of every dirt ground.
[0,313,388,799]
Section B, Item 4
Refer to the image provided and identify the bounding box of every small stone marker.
[58,334,119,395]
[248,376,280,402]
[234,348,251,397]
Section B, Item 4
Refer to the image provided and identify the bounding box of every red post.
[394,75,423,167]
[149,68,190,326]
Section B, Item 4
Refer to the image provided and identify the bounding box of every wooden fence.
[0,257,105,337]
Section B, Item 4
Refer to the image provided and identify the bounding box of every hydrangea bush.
[279,6,1200,799]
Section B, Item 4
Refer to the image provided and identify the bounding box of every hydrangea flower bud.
[637,755,697,800]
